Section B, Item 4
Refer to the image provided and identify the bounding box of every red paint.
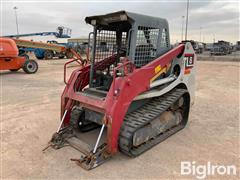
[60,44,185,154]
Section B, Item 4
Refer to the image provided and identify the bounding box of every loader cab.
[85,11,170,93]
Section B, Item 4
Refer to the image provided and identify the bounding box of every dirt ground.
[1,59,239,179]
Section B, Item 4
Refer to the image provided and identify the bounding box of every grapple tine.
[71,143,111,170]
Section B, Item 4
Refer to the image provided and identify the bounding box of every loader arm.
[60,44,185,153]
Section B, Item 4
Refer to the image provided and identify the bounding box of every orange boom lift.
[0,38,38,73]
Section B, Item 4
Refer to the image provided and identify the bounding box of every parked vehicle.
[5,26,72,60]
[236,41,240,51]
[0,38,38,74]
[205,43,213,51]
[210,40,232,55]
[16,40,73,60]
[48,11,196,170]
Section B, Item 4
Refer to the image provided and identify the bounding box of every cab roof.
[85,10,168,30]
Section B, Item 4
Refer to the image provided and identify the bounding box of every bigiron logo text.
[181,161,237,179]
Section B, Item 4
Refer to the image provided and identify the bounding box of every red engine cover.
[0,38,19,58]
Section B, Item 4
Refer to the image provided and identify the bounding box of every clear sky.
[1,0,239,44]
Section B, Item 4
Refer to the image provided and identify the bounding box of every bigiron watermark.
[180,161,237,179]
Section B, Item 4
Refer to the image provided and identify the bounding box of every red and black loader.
[47,11,196,170]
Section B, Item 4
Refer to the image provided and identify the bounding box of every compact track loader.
[48,11,196,170]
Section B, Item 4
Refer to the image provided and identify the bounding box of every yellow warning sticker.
[154,65,161,74]
[151,67,167,83]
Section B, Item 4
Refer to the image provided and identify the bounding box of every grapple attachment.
[48,124,111,170]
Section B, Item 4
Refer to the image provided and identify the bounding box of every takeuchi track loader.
[48,11,196,170]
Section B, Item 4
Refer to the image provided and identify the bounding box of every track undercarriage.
[48,88,190,169]
[119,88,190,156]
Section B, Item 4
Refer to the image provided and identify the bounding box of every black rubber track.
[119,88,189,157]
